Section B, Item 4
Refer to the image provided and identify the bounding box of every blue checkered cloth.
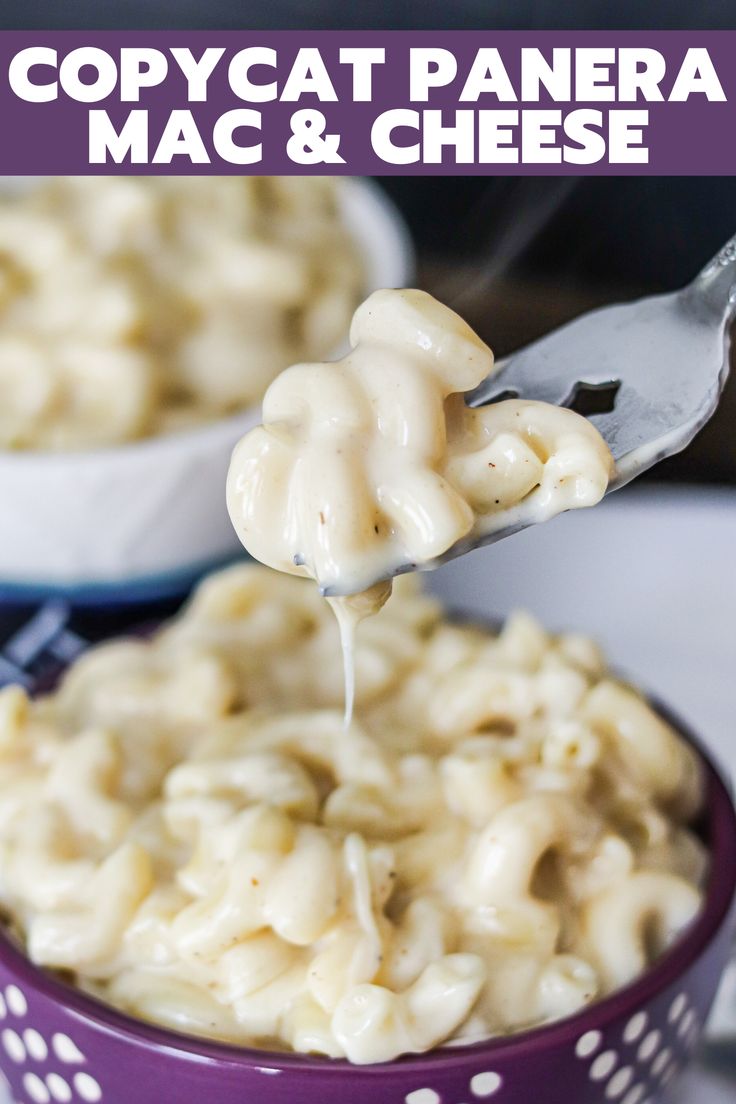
[0,601,88,690]
[0,595,187,693]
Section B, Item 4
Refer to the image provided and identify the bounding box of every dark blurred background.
[3,0,735,31]
[2,2,734,483]
[381,175,736,486]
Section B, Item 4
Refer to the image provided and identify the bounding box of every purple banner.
[0,30,733,174]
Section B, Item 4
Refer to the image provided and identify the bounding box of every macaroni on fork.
[227,288,614,600]
[226,288,615,722]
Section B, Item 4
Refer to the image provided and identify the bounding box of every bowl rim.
[0,698,733,1074]
[0,174,414,470]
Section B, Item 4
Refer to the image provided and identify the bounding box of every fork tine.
[467,363,574,408]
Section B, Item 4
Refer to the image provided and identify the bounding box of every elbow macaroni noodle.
[0,176,362,449]
[0,565,705,1063]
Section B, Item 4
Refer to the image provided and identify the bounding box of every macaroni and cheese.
[0,566,705,1063]
[0,176,363,449]
[226,288,614,720]
[227,288,614,603]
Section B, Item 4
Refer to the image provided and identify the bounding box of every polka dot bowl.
[0,707,733,1104]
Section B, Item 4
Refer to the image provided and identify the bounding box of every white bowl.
[0,178,413,603]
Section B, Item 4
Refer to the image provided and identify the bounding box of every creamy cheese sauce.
[0,566,705,1063]
[327,582,392,725]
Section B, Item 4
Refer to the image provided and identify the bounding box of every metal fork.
[320,235,736,597]
[470,233,736,492]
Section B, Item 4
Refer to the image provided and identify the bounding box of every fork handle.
[687,232,736,324]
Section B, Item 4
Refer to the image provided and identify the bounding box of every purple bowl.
[0,708,733,1104]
